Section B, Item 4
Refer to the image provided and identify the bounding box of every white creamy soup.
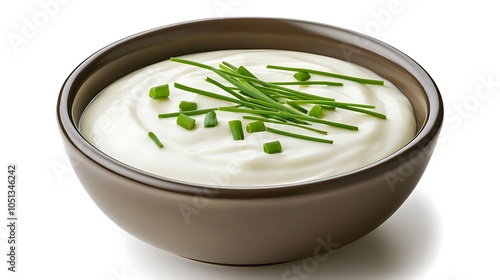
[79,49,416,187]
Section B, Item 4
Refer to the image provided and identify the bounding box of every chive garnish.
[285,100,308,114]
[177,113,196,130]
[218,106,358,131]
[266,65,385,85]
[163,56,390,154]
[220,70,338,103]
[294,71,311,81]
[228,120,244,140]
[265,126,333,144]
[149,84,170,99]
[172,57,327,115]
[263,141,282,154]
[174,83,278,112]
[308,104,324,118]
[204,110,218,128]
[179,101,197,111]
[171,57,294,114]
[148,131,164,148]
[246,121,266,133]
[217,72,298,114]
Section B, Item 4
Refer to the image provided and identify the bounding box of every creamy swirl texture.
[79,50,416,188]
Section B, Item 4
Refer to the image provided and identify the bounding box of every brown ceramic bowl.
[57,18,443,265]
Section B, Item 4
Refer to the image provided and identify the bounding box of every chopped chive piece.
[263,141,282,154]
[246,97,281,110]
[220,61,238,72]
[148,131,164,148]
[177,113,196,130]
[149,84,170,99]
[335,104,387,119]
[179,101,198,111]
[246,121,266,133]
[266,127,333,144]
[308,104,324,118]
[228,120,244,140]
[267,65,385,85]
[285,100,309,114]
[237,65,259,79]
[294,71,311,81]
[204,111,218,128]
[205,77,247,101]
[170,57,212,70]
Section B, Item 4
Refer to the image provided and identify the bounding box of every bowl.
[57,18,443,265]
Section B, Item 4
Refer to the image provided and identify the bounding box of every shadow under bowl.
[57,18,443,265]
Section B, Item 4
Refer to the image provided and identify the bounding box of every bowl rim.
[57,17,443,198]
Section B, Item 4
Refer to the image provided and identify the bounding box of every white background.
[1,0,499,279]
